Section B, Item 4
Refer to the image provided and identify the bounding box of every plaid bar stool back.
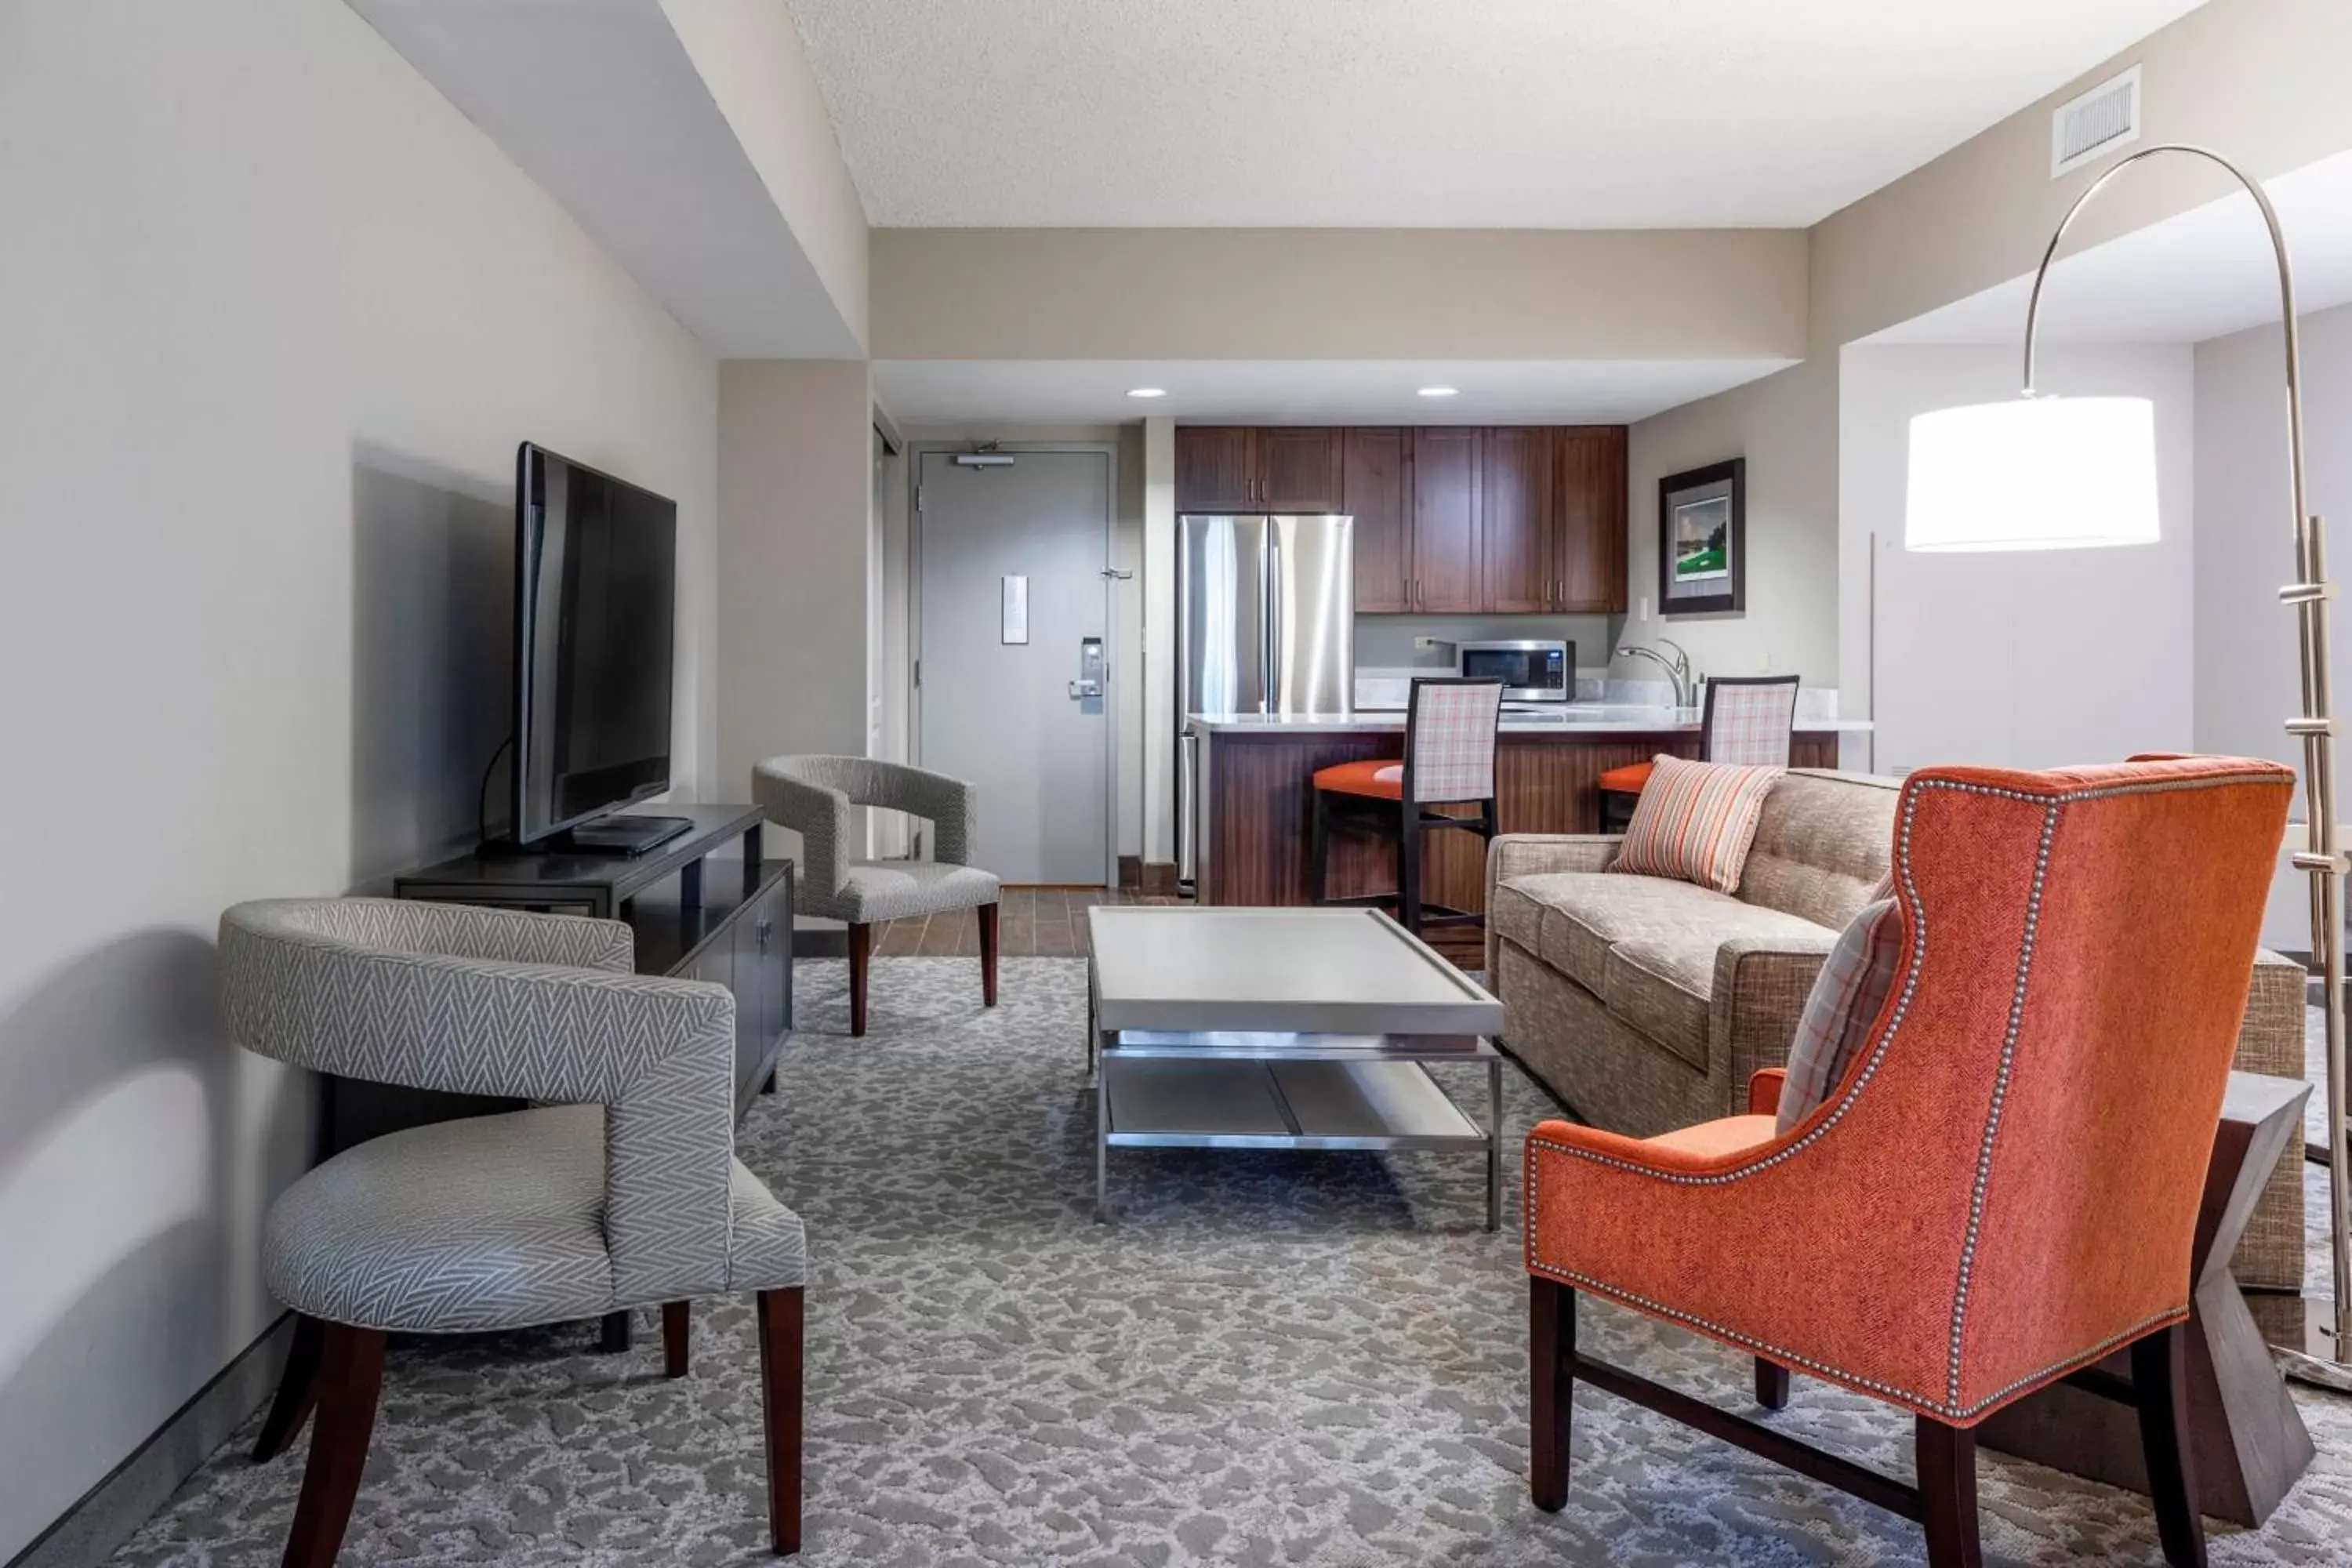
[1599,673,1799,829]
[1308,677,1504,936]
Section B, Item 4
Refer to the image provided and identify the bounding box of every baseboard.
[1116,855,1142,891]
[7,1315,292,1568]
[1141,861,1179,897]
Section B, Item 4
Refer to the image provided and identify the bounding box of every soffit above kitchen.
[787,0,2210,229]
[871,358,1796,426]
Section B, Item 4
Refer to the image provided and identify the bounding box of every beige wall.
[717,361,876,851]
[1623,358,1840,698]
[659,0,870,352]
[1810,0,2352,352]
[0,1,719,1556]
[873,228,1809,361]
[1141,418,1178,867]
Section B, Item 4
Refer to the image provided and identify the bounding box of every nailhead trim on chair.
[1944,797,2058,1406]
[1526,765,2285,1421]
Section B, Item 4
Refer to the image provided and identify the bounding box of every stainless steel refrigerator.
[1176,513,1355,884]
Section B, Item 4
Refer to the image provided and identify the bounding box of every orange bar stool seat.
[1312,759,1405,800]
[1595,760,1653,795]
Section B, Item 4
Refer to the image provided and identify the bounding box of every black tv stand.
[542,812,693,856]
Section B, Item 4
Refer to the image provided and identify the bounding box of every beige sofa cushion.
[1738,770,1901,930]
[1602,909,1834,1070]
[1487,877,1552,958]
[1500,869,1831,1069]
[1504,872,1743,989]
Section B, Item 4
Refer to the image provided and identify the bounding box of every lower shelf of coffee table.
[1102,1058,1484,1150]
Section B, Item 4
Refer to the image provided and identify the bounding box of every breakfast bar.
[1185,707,1868,912]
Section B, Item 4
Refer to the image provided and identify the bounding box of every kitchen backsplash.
[1352,612,1617,670]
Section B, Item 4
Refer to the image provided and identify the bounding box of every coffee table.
[1085,906,1508,1228]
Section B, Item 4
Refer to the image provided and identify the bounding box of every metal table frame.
[1083,906,1507,1230]
[1088,1022,1504,1229]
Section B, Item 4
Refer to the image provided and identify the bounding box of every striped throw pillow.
[1777,898,1904,1134]
[1607,754,1784,894]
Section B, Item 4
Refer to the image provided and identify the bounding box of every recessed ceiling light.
[1127,387,1167,399]
[1417,386,1460,398]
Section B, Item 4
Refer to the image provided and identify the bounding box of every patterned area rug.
[114,957,2352,1566]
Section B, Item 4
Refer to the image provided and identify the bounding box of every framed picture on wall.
[1658,459,1746,616]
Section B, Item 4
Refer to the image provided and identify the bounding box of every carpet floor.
[113,956,2352,1566]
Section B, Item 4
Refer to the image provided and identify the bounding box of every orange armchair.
[1524,757,2293,1568]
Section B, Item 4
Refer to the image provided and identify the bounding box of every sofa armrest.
[1485,833,1622,975]
[1489,833,1622,882]
[2232,950,2310,1294]
[1748,1068,1788,1117]
[1709,931,1838,1102]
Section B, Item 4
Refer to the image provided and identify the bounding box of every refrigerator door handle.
[1265,528,1283,713]
[1177,729,1200,882]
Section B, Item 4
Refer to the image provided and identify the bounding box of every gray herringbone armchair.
[219,898,807,1564]
[753,755,1001,1036]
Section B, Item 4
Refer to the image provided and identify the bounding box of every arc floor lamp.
[1905,143,2350,1391]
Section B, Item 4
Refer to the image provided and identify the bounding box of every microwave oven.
[1457,640,1571,703]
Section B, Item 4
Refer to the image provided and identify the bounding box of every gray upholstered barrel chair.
[219,898,807,1564]
[753,755,1001,1036]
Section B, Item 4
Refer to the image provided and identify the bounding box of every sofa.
[1484,766,2307,1296]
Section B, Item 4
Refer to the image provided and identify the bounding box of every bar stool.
[1308,677,1504,936]
[1598,673,1800,830]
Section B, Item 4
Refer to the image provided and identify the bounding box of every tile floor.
[869,886,1182,959]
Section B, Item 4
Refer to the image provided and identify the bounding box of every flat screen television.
[510,443,679,849]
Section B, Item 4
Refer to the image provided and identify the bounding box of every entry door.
[916,450,1112,884]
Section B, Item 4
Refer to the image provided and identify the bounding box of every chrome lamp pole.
[2018,143,2348,1388]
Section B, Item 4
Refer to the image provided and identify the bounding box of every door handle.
[1069,635,1105,699]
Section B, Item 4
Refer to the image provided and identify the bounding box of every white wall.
[2195,299,2352,947]
[1624,358,1840,698]
[1840,343,2196,778]
[0,1,719,1557]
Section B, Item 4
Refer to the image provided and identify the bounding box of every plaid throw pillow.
[1606,754,1784,894]
[1777,898,1904,1134]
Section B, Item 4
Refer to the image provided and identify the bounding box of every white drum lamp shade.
[1904,396,2159,552]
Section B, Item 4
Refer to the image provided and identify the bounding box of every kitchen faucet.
[1615,639,1693,708]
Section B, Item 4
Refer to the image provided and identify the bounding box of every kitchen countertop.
[1189,706,1872,735]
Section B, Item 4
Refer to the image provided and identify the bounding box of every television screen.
[512,443,677,844]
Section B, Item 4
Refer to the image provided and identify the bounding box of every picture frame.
[1658,458,1746,616]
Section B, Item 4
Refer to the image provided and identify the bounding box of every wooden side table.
[1979,1071,2315,1525]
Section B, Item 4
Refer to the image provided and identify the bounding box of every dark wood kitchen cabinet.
[1180,423,1628,614]
[1341,427,1410,612]
[1174,426,1341,512]
[1255,427,1342,510]
[1174,426,1254,510]
[1552,426,1629,613]
[1408,427,1482,613]
[1479,426,1553,613]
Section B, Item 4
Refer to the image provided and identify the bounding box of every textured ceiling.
[784,0,2209,228]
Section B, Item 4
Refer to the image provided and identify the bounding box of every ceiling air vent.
[2052,65,2142,178]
